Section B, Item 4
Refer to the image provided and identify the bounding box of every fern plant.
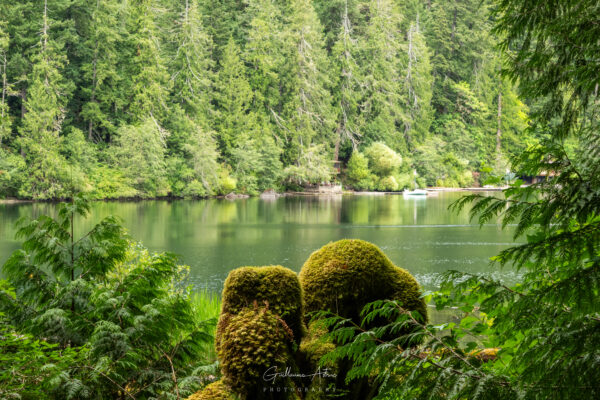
[0,194,217,399]
[316,1,600,398]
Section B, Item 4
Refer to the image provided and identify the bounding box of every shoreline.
[0,187,507,205]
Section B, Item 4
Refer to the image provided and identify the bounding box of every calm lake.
[0,192,520,293]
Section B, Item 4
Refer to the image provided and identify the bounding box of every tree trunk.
[88,53,97,140]
[451,6,457,42]
[1,54,6,119]
[334,126,341,162]
[20,88,26,118]
[496,90,502,163]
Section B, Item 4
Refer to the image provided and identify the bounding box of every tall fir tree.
[360,0,405,151]
[0,21,11,144]
[17,0,77,199]
[213,37,254,159]
[167,0,219,196]
[401,17,434,149]
[78,0,125,142]
[126,0,170,122]
[237,0,285,191]
[280,0,335,181]
[331,0,363,160]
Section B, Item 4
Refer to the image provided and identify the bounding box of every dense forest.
[2,0,599,398]
[0,0,531,199]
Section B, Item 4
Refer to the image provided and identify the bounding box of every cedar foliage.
[315,1,600,399]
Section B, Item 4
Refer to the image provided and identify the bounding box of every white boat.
[403,189,428,196]
[403,170,428,196]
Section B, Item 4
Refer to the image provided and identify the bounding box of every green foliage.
[88,165,138,199]
[213,37,253,159]
[0,148,25,198]
[299,320,337,370]
[363,142,402,178]
[217,167,237,195]
[0,0,536,199]
[376,176,398,192]
[0,194,217,398]
[299,239,427,325]
[414,137,474,187]
[283,144,334,187]
[111,119,170,197]
[313,2,600,399]
[346,152,375,190]
[78,0,124,143]
[0,316,85,400]
[230,132,283,195]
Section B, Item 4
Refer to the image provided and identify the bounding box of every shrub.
[346,152,375,190]
[282,144,334,186]
[0,148,25,198]
[299,239,427,324]
[377,175,399,191]
[0,318,86,399]
[363,142,402,177]
[0,195,216,398]
[218,306,296,397]
[219,265,305,347]
[394,173,412,190]
[89,165,138,199]
[217,167,237,195]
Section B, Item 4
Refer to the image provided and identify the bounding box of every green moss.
[298,321,340,400]
[299,239,427,324]
[220,265,305,344]
[299,321,337,370]
[186,380,237,400]
[218,306,296,398]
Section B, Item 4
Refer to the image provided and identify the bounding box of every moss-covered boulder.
[299,239,427,324]
[186,380,237,400]
[218,305,297,398]
[220,265,305,345]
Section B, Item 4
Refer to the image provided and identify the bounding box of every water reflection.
[0,192,519,291]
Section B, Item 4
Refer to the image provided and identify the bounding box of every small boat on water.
[403,189,428,196]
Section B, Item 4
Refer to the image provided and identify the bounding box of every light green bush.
[346,152,376,190]
[217,167,237,194]
[377,175,399,191]
[364,142,402,177]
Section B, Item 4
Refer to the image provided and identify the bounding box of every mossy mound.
[219,306,296,397]
[299,239,427,324]
[220,265,305,343]
[186,380,237,400]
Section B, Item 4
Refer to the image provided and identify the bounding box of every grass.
[191,289,222,362]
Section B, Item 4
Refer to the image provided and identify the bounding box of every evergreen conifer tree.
[17,0,77,199]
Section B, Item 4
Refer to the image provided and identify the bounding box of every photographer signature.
[263,366,337,383]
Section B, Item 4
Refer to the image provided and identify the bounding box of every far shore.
[0,186,508,205]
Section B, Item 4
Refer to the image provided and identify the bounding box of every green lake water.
[0,192,520,293]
